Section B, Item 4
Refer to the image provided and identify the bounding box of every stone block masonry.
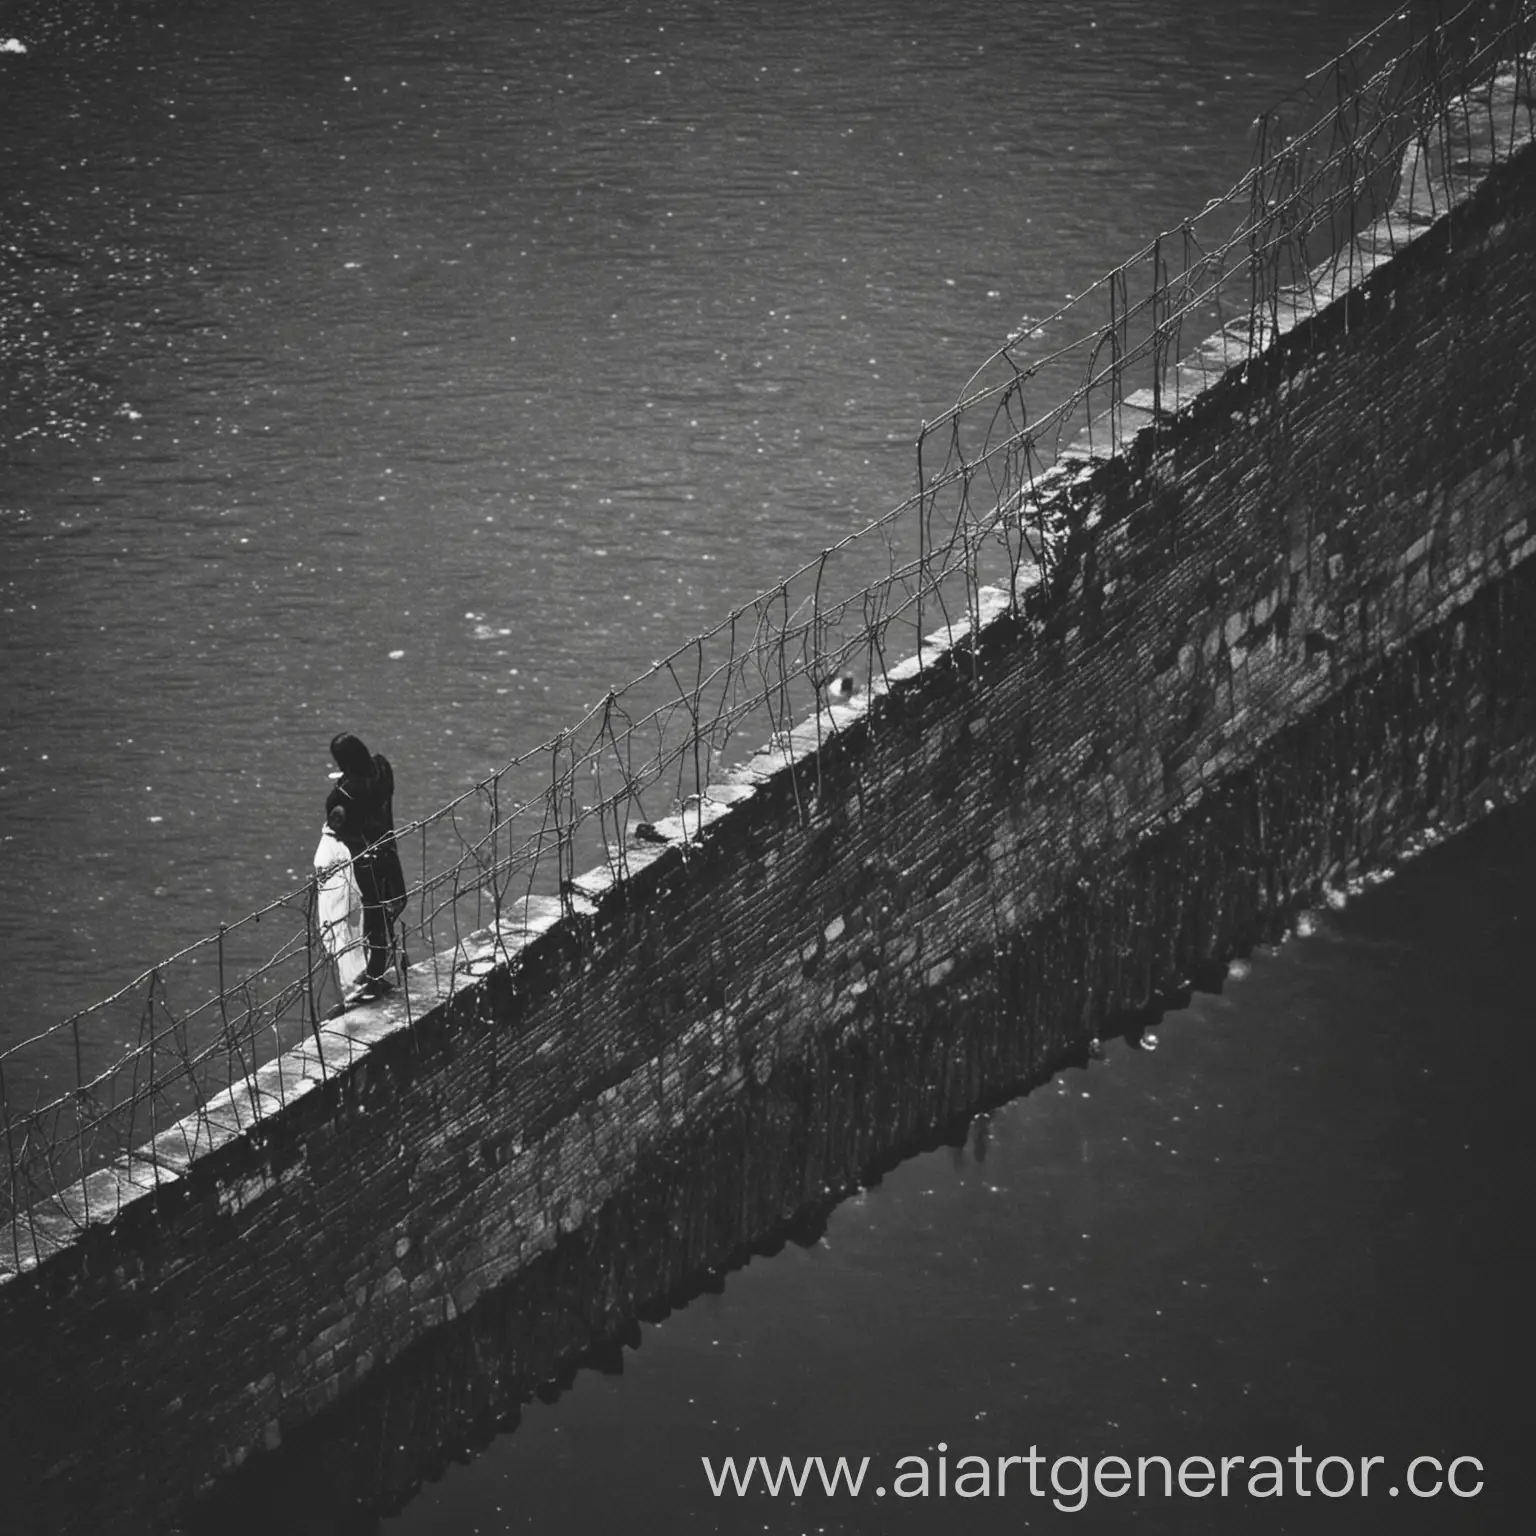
[4,106,1536,1536]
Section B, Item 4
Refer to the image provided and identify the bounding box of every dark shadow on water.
[186,798,1536,1535]
[183,984,1262,1532]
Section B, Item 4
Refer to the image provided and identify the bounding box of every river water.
[4,0,1407,1059]
[5,0,1526,1529]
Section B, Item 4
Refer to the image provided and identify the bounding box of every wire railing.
[3,0,1532,1259]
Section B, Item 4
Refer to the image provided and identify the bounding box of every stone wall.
[4,114,1535,1536]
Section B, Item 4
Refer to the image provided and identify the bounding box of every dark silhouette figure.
[325,732,406,996]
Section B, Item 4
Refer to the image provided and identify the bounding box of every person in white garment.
[314,816,368,1011]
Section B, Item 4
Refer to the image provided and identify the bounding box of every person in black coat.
[325,732,406,996]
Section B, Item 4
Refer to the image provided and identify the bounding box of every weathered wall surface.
[4,131,1535,1536]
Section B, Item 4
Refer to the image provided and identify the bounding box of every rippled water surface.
[4,0,1405,1050]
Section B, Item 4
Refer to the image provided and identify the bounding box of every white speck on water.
[387,649,405,660]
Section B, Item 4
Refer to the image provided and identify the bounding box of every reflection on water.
[400,812,1529,1536]
[185,796,1530,1536]
[3,0,1406,1070]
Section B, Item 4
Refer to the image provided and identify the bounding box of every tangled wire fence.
[3,0,1533,1256]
